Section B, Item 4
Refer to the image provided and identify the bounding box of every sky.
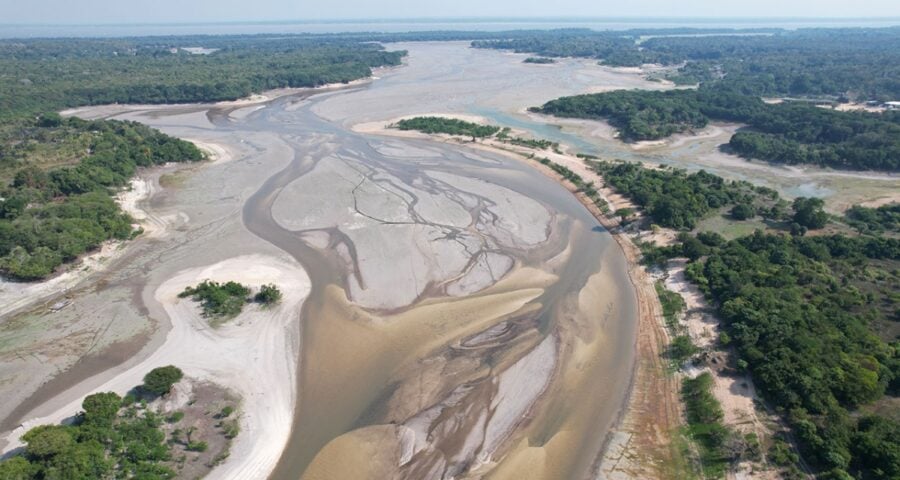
[2,0,900,25]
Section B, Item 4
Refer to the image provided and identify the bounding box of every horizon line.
[3,15,900,28]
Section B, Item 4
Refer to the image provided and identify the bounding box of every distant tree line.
[0,37,406,117]
[0,35,408,280]
[534,89,900,171]
[473,27,900,101]
[523,57,556,64]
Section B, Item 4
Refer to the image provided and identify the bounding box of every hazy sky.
[3,0,900,24]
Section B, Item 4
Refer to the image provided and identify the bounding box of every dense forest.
[589,161,781,229]
[594,158,899,478]
[480,28,900,171]
[0,117,203,280]
[473,27,900,100]
[534,89,900,171]
[684,232,900,479]
[0,35,408,281]
[0,37,405,116]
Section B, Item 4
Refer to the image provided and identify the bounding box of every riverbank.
[2,254,311,480]
[357,116,684,477]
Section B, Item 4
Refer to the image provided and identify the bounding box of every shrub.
[186,441,208,452]
[166,411,184,424]
[180,280,250,318]
[730,203,756,220]
[254,284,282,306]
[670,335,699,363]
[142,366,183,396]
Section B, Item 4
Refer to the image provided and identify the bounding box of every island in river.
[1,40,897,480]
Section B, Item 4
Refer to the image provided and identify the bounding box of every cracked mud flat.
[1,42,644,480]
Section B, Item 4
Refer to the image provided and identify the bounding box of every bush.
[793,197,829,230]
[142,366,183,396]
[81,392,122,426]
[730,203,756,220]
[180,280,250,318]
[254,284,282,306]
[186,441,208,452]
[166,411,184,424]
[670,335,699,363]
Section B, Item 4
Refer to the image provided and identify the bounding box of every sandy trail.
[2,254,310,480]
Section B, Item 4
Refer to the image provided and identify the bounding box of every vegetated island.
[0,365,241,479]
[0,35,408,281]
[179,280,282,321]
[523,56,556,64]
[394,116,500,139]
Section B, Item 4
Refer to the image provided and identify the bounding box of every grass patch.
[655,281,686,330]
[694,213,771,240]
[682,372,732,479]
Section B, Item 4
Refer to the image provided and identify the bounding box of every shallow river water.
[11,40,891,480]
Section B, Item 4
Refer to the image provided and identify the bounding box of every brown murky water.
[231,66,638,478]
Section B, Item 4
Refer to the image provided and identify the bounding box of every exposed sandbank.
[2,254,310,480]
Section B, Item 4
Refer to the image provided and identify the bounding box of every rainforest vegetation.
[480,27,900,171]
[534,89,900,171]
[598,159,899,479]
[0,35,407,280]
[0,117,203,280]
[588,161,781,229]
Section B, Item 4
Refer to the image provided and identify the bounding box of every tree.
[254,284,283,306]
[81,392,122,426]
[793,197,829,230]
[614,207,635,223]
[22,425,73,459]
[730,203,756,220]
[0,457,35,479]
[142,366,183,396]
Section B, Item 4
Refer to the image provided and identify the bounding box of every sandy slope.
[2,254,310,480]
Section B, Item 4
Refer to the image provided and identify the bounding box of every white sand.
[0,173,161,319]
[2,254,311,480]
[183,138,235,164]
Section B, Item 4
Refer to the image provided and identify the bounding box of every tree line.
[0,116,203,280]
[473,27,900,101]
[534,89,900,171]
[0,35,409,280]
